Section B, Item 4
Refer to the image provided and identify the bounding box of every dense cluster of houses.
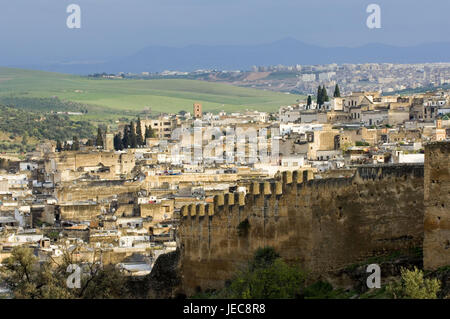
[0,90,449,285]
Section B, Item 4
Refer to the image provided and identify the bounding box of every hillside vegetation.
[0,105,95,152]
[0,67,303,118]
[0,96,89,113]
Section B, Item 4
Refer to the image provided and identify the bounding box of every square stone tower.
[104,133,115,151]
[193,103,202,119]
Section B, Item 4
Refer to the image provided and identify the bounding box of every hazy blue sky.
[1,0,449,64]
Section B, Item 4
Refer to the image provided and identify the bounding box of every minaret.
[194,103,202,119]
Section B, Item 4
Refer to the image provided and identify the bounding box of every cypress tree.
[317,85,323,107]
[96,127,103,148]
[113,134,119,151]
[114,132,124,151]
[333,84,341,98]
[22,133,28,146]
[136,117,143,146]
[323,86,329,102]
[119,132,124,150]
[129,121,137,148]
[307,95,312,108]
[113,134,119,150]
[56,140,62,152]
[122,125,129,149]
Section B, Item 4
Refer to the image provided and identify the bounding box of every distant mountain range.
[11,38,450,75]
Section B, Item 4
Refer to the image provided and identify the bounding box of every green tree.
[129,121,137,148]
[307,95,312,108]
[71,136,80,151]
[136,117,144,146]
[322,86,329,102]
[56,140,63,152]
[316,85,323,107]
[0,246,133,299]
[96,127,103,148]
[80,264,130,299]
[114,132,124,151]
[333,84,341,98]
[145,125,155,139]
[122,125,129,148]
[386,267,441,299]
[222,247,306,299]
[0,247,72,299]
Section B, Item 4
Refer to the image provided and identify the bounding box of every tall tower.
[193,103,202,119]
[104,133,114,151]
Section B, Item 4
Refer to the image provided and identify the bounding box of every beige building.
[45,151,135,182]
[307,127,340,160]
[140,116,178,139]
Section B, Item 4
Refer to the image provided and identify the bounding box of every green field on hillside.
[0,67,303,120]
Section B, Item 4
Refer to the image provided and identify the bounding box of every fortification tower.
[424,141,450,269]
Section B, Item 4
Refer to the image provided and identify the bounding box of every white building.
[395,152,425,164]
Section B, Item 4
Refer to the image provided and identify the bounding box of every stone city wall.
[178,164,425,295]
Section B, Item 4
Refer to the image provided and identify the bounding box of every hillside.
[14,39,450,74]
[0,104,96,153]
[0,67,303,119]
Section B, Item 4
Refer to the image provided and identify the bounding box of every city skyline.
[0,0,449,303]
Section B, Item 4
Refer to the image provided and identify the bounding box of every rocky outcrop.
[147,250,183,299]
